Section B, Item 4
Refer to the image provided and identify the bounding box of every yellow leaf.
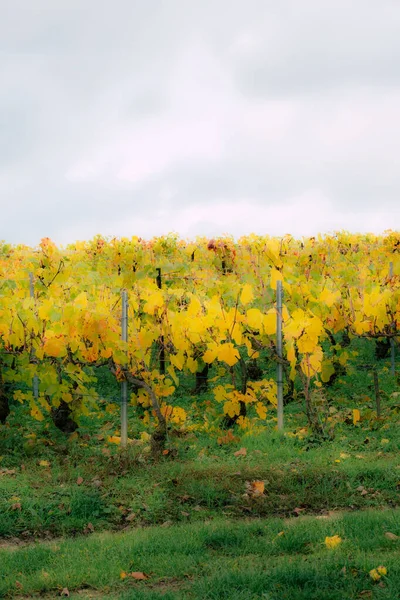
[217,343,240,367]
[203,346,218,364]
[352,409,361,425]
[39,460,50,467]
[224,400,240,418]
[369,568,381,581]
[143,290,164,314]
[107,436,121,445]
[270,268,283,290]
[170,352,185,371]
[255,402,267,420]
[263,310,276,335]
[325,535,342,549]
[240,284,254,305]
[246,308,264,330]
[186,357,198,373]
[377,566,387,576]
[320,288,340,307]
[74,292,88,309]
[31,404,45,422]
[43,335,66,358]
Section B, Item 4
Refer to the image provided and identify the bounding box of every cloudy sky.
[1,0,400,246]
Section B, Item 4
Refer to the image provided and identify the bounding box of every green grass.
[0,423,399,540]
[1,509,400,599]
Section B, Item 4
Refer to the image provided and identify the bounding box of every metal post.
[389,262,395,376]
[156,268,165,375]
[373,369,381,418]
[29,273,39,401]
[276,280,284,430]
[121,290,128,447]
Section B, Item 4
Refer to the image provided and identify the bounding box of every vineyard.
[0,231,399,451]
[1,231,400,599]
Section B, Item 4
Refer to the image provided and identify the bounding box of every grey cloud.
[0,0,399,245]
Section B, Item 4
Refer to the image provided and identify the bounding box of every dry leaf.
[11,502,21,511]
[60,588,70,597]
[384,532,399,541]
[130,572,149,580]
[245,480,265,497]
[39,460,50,467]
[76,476,84,485]
[126,512,136,522]
[15,581,23,589]
[83,522,94,534]
[293,507,305,516]
[234,447,247,457]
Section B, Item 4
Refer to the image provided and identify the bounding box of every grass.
[0,423,399,539]
[0,340,398,597]
[1,508,400,599]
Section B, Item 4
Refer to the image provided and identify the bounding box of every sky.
[1,0,400,246]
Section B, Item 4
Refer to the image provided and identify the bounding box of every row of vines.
[0,231,398,452]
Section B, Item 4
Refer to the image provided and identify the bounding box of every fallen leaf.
[83,522,94,534]
[126,512,136,522]
[120,571,127,580]
[130,572,149,580]
[234,447,247,457]
[293,507,305,516]
[11,503,21,511]
[377,566,387,576]
[384,532,399,541]
[325,535,342,549]
[60,588,70,597]
[15,581,23,589]
[244,480,265,497]
[369,568,381,581]
[39,460,50,467]
[76,476,84,485]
